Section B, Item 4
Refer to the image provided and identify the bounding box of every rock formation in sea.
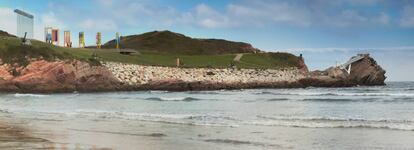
[304,54,386,86]
[348,55,386,85]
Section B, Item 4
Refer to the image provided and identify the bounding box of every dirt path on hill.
[233,54,244,61]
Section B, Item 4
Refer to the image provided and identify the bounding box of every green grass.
[0,36,300,69]
[103,30,259,55]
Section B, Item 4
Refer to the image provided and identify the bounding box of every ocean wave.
[204,139,281,147]
[148,90,171,94]
[144,97,202,101]
[302,98,356,102]
[249,120,414,131]
[13,93,49,98]
[301,97,413,102]
[257,115,414,123]
[267,98,290,101]
[252,115,414,131]
[71,110,239,127]
[254,92,414,97]
[254,91,275,95]
[264,97,413,102]
[186,91,222,95]
[69,128,167,137]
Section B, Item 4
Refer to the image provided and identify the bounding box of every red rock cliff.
[0,60,121,93]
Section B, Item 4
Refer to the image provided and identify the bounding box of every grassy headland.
[103,30,260,55]
[0,30,301,69]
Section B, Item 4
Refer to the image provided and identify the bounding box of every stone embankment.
[103,62,306,90]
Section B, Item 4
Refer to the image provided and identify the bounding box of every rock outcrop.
[0,60,121,93]
[348,55,386,85]
[307,54,386,86]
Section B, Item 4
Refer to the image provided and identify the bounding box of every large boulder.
[348,55,386,85]
[306,54,386,87]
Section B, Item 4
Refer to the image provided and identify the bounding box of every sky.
[0,0,414,81]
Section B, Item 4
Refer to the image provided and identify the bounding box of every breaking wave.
[13,93,49,98]
[70,110,239,127]
[144,97,202,101]
[186,91,223,95]
[204,139,281,147]
[252,115,414,131]
[267,98,290,101]
[254,91,414,97]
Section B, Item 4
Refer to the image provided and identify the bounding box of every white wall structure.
[14,9,34,39]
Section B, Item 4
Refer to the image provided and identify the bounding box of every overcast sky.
[0,0,414,81]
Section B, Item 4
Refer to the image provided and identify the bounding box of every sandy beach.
[0,120,112,150]
[0,121,53,149]
[1,83,414,150]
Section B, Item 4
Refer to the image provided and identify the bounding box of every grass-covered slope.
[103,30,260,55]
[0,36,73,66]
[0,31,301,69]
[0,30,16,37]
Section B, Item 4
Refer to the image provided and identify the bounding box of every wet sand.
[3,116,414,150]
[0,121,113,150]
[0,122,54,149]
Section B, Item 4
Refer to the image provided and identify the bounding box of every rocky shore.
[0,54,386,93]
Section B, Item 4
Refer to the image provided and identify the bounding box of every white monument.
[14,9,34,39]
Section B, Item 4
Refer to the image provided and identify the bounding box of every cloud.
[187,4,234,28]
[175,0,392,29]
[33,12,67,41]
[0,7,64,41]
[0,7,17,35]
[400,5,414,27]
[79,19,117,31]
[226,2,312,27]
[377,12,390,24]
[97,0,113,6]
[23,0,402,32]
[274,46,414,53]
[39,12,66,28]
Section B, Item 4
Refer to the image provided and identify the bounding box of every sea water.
[0,82,414,149]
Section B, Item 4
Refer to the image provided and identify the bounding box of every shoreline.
[0,54,385,93]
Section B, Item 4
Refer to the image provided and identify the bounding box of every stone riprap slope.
[104,62,306,86]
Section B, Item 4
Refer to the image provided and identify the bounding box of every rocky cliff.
[0,60,121,93]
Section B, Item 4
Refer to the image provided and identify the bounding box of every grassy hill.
[0,30,16,37]
[0,30,301,69]
[103,30,260,55]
